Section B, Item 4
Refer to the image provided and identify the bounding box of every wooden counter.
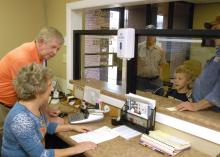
[70,79,220,133]
[137,91,220,133]
[57,115,210,157]
[68,79,220,156]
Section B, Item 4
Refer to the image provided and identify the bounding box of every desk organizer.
[112,93,156,134]
[120,102,156,134]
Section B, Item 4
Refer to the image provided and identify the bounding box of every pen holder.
[111,118,123,126]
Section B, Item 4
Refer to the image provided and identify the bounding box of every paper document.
[166,107,177,111]
[126,93,156,109]
[70,126,119,144]
[112,125,142,140]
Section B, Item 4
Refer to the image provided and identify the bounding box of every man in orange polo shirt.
[0,27,64,127]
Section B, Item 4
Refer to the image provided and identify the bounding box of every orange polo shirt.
[0,41,43,107]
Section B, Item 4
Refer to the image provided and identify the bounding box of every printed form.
[70,125,142,144]
[112,125,141,140]
[70,126,119,144]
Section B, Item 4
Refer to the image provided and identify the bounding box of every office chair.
[183,59,202,78]
[160,63,172,95]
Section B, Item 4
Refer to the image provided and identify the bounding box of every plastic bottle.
[95,99,100,110]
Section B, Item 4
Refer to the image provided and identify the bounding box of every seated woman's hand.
[48,116,65,124]
[73,125,92,133]
[47,107,61,117]
[74,141,97,154]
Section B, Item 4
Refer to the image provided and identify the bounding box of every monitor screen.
[83,86,100,105]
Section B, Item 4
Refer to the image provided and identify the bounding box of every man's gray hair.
[13,63,53,101]
[36,26,64,45]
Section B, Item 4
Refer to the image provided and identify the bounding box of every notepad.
[112,125,141,140]
[140,130,191,156]
[166,107,177,111]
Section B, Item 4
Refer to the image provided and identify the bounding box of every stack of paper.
[70,125,142,144]
[70,126,119,144]
[112,125,141,140]
[139,130,191,156]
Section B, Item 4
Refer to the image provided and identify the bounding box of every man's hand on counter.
[176,99,213,112]
[176,102,198,111]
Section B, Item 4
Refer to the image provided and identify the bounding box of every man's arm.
[176,99,213,111]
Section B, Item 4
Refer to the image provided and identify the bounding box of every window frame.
[73,29,220,93]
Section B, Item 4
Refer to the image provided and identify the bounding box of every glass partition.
[136,35,218,95]
[73,29,220,93]
[80,35,122,85]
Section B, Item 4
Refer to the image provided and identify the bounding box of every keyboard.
[68,112,86,123]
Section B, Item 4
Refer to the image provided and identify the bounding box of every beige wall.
[45,0,66,79]
[190,3,220,67]
[0,0,67,81]
[0,0,73,92]
[66,0,79,3]
[0,0,46,58]
[193,3,220,29]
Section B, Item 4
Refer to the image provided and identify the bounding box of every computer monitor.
[83,86,100,105]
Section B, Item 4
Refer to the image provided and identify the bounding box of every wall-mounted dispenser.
[117,28,135,60]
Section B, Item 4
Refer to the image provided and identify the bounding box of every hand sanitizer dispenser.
[117,28,135,60]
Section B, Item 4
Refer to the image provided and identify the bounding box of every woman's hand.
[72,125,92,133]
[74,141,97,154]
[54,141,97,156]
[47,107,61,117]
[48,116,65,124]
[56,124,92,133]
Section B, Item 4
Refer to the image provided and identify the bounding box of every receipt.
[166,107,177,111]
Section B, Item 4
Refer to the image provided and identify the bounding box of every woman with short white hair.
[1,63,96,157]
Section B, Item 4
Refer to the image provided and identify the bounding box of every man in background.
[0,27,64,127]
[137,24,166,95]
[176,15,220,111]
